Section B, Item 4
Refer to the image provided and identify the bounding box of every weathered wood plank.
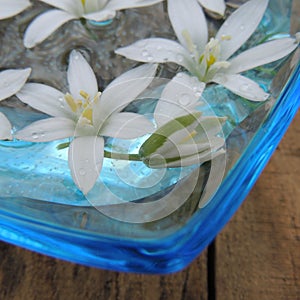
[215,111,300,299]
[0,244,208,300]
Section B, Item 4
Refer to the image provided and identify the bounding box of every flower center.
[64,90,101,124]
[199,38,221,67]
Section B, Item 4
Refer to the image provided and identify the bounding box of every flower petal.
[227,37,298,74]
[0,0,31,19]
[23,9,76,48]
[168,0,208,55]
[212,73,269,101]
[83,0,105,13]
[105,0,163,10]
[0,112,12,140]
[198,0,226,15]
[40,0,83,15]
[16,83,75,118]
[83,10,116,21]
[155,73,205,126]
[67,50,98,100]
[15,117,75,142]
[0,68,31,101]
[216,0,269,60]
[68,136,104,195]
[115,38,192,70]
[101,112,154,139]
[94,64,157,124]
[165,147,225,168]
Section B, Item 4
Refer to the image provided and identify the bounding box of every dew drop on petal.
[179,93,192,106]
[176,54,184,63]
[240,24,245,31]
[32,132,39,139]
[239,84,250,92]
[79,168,86,176]
[142,49,149,57]
[147,55,154,62]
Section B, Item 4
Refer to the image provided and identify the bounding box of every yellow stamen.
[207,54,216,66]
[182,30,196,54]
[82,108,93,123]
[81,0,86,5]
[221,35,232,41]
[80,90,90,101]
[65,93,78,112]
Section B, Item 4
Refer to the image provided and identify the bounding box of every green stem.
[57,142,142,162]
[103,150,141,162]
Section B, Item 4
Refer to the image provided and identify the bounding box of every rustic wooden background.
[0,109,299,299]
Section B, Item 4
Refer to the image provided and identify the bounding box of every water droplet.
[176,54,184,62]
[32,132,39,139]
[240,24,245,30]
[147,55,154,62]
[179,93,192,106]
[73,54,80,60]
[239,84,250,92]
[79,168,86,176]
[142,49,149,57]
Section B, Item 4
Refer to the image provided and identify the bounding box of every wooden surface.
[0,110,299,299]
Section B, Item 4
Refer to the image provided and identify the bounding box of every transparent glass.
[0,0,299,273]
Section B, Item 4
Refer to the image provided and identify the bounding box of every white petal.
[227,38,298,74]
[68,136,104,195]
[155,73,205,126]
[16,83,75,118]
[105,0,163,10]
[0,112,12,140]
[83,0,104,13]
[24,9,76,48]
[40,0,83,15]
[0,0,31,19]
[15,117,75,142]
[83,10,116,21]
[100,112,154,139]
[212,73,269,101]
[176,136,225,157]
[115,38,192,70]
[94,64,157,124]
[164,148,225,168]
[0,68,31,101]
[67,50,98,100]
[198,0,225,15]
[168,0,208,55]
[216,0,269,60]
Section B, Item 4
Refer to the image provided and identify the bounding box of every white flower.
[0,68,32,101]
[0,0,31,20]
[0,112,12,140]
[24,0,164,48]
[116,0,299,101]
[15,50,157,194]
[0,68,31,140]
[198,0,225,16]
[139,72,225,168]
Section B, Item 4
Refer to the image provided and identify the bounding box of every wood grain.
[216,111,300,300]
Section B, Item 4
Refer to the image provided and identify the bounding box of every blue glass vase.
[0,0,299,273]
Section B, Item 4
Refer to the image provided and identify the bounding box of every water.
[0,0,297,232]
